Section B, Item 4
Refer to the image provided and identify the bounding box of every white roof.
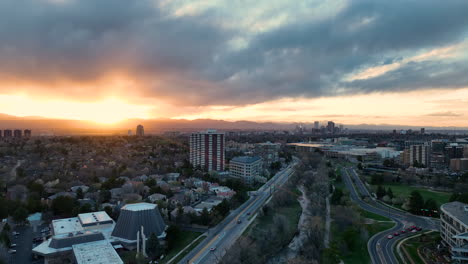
[78,211,113,226]
[52,217,83,235]
[122,202,156,212]
[73,240,123,264]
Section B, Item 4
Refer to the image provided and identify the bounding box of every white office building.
[440,201,468,263]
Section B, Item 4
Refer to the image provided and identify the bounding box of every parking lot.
[1,224,45,264]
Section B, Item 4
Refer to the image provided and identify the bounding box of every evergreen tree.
[376,185,386,199]
[387,188,394,199]
[408,190,424,214]
[146,233,163,260]
[76,188,84,199]
[199,207,211,226]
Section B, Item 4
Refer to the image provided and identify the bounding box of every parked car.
[8,249,16,254]
[210,247,216,251]
[10,244,17,248]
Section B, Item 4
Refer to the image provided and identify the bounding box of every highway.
[178,161,298,264]
[342,168,439,264]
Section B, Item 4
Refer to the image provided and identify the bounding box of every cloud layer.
[1,0,468,106]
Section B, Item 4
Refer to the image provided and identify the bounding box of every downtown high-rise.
[189,129,225,171]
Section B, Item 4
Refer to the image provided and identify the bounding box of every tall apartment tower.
[13,129,22,138]
[327,121,335,134]
[136,125,144,136]
[403,143,431,167]
[314,121,319,129]
[3,130,12,138]
[24,129,32,138]
[189,129,225,171]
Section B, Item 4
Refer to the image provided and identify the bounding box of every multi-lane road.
[342,167,439,264]
[178,161,297,264]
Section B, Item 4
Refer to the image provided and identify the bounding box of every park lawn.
[330,215,394,264]
[360,209,392,222]
[374,183,451,207]
[400,232,440,264]
[160,235,206,264]
[159,231,203,264]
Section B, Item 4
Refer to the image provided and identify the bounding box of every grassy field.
[400,232,440,264]
[360,209,392,222]
[161,235,206,264]
[159,231,203,264]
[329,220,394,264]
[373,183,451,207]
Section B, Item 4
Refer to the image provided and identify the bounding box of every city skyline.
[1,0,468,126]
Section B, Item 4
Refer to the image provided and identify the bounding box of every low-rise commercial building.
[230,156,262,185]
[440,202,468,263]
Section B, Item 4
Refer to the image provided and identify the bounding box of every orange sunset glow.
[0,0,468,128]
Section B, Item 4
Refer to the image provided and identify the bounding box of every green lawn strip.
[328,217,394,264]
[162,236,206,264]
[372,183,451,207]
[159,231,203,264]
[399,231,440,264]
[360,209,392,222]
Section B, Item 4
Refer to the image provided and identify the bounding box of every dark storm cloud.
[0,0,468,104]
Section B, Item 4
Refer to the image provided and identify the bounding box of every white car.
[8,249,16,254]
[387,235,393,239]
[10,244,17,248]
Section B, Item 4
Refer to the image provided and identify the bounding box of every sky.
[1,0,468,126]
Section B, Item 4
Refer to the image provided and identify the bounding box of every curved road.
[342,168,438,264]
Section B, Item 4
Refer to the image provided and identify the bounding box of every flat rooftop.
[52,218,83,235]
[231,156,262,164]
[442,201,468,226]
[73,240,123,264]
[78,212,113,226]
[122,202,156,212]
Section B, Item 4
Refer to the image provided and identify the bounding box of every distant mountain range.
[0,113,467,135]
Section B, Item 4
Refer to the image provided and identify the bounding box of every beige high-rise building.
[402,143,430,167]
[189,130,225,171]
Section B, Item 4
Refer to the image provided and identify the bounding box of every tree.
[376,185,386,199]
[424,198,438,213]
[13,207,29,223]
[199,207,211,226]
[330,188,344,205]
[165,225,181,251]
[99,190,111,203]
[76,188,84,199]
[357,163,363,170]
[450,192,468,204]
[371,174,384,185]
[52,196,78,217]
[408,191,424,214]
[146,233,163,260]
[214,199,230,217]
[387,188,394,199]
[0,231,10,247]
